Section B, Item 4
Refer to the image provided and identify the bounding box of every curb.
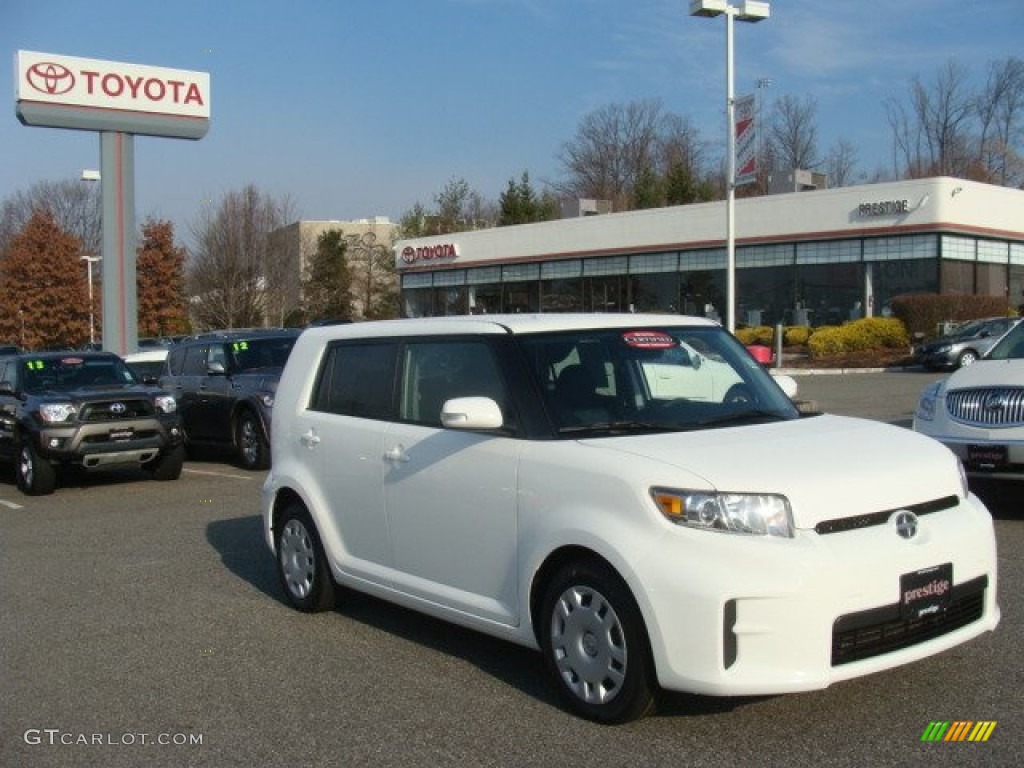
[773,365,923,376]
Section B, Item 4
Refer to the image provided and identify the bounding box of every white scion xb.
[262,314,999,723]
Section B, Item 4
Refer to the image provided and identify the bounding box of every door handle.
[300,429,320,449]
[384,444,409,463]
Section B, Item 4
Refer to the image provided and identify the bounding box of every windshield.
[518,325,799,434]
[985,320,1024,360]
[20,356,138,393]
[227,337,297,371]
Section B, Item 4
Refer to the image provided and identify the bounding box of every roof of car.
[301,313,721,342]
[1,350,120,361]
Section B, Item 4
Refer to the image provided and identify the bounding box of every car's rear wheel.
[540,559,656,723]
[236,410,270,470]
[275,502,335,612]
[147,444,184,481]
[16,437,57,496]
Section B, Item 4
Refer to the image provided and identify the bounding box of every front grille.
[79,399,155,421]
[815,495,957,536]
[947,386,1024,427]
[832,575,987,666]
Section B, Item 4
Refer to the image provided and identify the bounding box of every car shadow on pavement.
[205,513,766,720]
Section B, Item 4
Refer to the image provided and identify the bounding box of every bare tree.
[824,139,860,187]
[187,185,295,330]
[768,94,819,172]
[0,179,101,258]
[976,57,1024,186]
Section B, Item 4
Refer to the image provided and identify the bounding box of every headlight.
[935,344,951,354]
[651,487,794,538]
[915,381,943,421]
[39,402,77,423]
[154,394,177,414]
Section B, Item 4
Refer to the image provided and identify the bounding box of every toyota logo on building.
[110,402,127,415]
[892,510,919,540]
[26,62,76,95]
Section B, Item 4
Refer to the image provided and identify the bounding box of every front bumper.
[635,494,999,696]
[35,417,184,470]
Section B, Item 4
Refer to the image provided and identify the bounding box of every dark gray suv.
[160,330,300,469]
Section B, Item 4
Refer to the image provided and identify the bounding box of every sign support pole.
[100,131,137,355]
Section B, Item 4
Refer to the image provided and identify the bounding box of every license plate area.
[900,563,953,619]
[109,428,135,442]
[967,443,1007,470]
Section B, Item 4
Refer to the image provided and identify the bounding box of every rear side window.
[312,342,398,419]
[181,345,211,375]
[166,346,186,376]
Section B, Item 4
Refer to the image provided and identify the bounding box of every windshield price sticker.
[622,330,677,349]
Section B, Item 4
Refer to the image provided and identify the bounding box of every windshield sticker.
[60,358,85,366]
[622,330,677,349]
[25,360,46,370]
[232,341,249,352]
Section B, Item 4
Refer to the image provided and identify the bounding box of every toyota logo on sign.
[26,62,75,95]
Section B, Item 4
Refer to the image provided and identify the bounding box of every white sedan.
[914,318,1024,477]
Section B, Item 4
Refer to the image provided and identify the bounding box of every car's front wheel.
[16,437,57,496]
[236,410,270,470]
[147,444,185,481]
[957,349,979,368]
[275,502,335,612]
[540,559,656,723]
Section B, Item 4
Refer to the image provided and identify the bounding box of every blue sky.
[3,0,1022,242]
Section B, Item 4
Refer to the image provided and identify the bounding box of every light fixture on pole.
[690,0,770,333]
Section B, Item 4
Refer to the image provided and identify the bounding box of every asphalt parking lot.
[1,370,1020,768]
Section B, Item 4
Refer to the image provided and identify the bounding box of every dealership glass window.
[737,243,793,268]
[680,270,725,319]
[941,235,976,261]
[583,256,628,277]
[432,269,466,287]
[864,234,937,261]
[401,272,433,289]
[468,284,502,314]
[585,276,624,312]
[540,278,583,312]
[872,258,938,308]
[794,262,864,325]
[738,265,795,326]
[502,263,540,283]
[402,289,432,318]
[1011,244,1024,266]
[630,252,678,274]
[542,260,583,279]
[940,260,974,293]
[503,282,539,313]
[977,240,1008,264]
[976,262,1007,296]
[796,239,861,265]
[466,266,502,284]
[681,249,726,271]
[629,273,681,313]
[433,286,468,315]
[1010,265,1024,309]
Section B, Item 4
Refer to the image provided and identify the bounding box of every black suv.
[160,330,300,470]
[0,351,185,495]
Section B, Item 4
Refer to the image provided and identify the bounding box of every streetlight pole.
[81,254,102,346]
[690,0,769,333]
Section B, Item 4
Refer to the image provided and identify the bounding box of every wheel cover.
[18,445,33,487]
[550,584,627,705]
[960,352,977,366]
[239,417,261,465]
[279,519,317,599]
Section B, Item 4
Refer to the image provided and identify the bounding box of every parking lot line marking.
[183,468,254,481]
[0,499,24,510]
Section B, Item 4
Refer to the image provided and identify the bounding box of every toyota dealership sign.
[15,50,210,139]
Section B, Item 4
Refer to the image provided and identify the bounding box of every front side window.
[518,326,799,434]
[400,340,505,426]
[986,320,1024,360]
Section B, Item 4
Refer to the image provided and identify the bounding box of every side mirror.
[771,374,799,400]
[0,381,15,397]
[441,396,503,430]
[207,361,226,376]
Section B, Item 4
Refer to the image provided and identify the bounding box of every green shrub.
[807,318,909,359]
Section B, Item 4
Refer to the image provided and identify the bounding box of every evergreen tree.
[303,230,352,322]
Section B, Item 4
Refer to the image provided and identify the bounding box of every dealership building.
[394,177,1024,327]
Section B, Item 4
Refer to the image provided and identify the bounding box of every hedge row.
[889,294,1015,339]
[735,318,910,359]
